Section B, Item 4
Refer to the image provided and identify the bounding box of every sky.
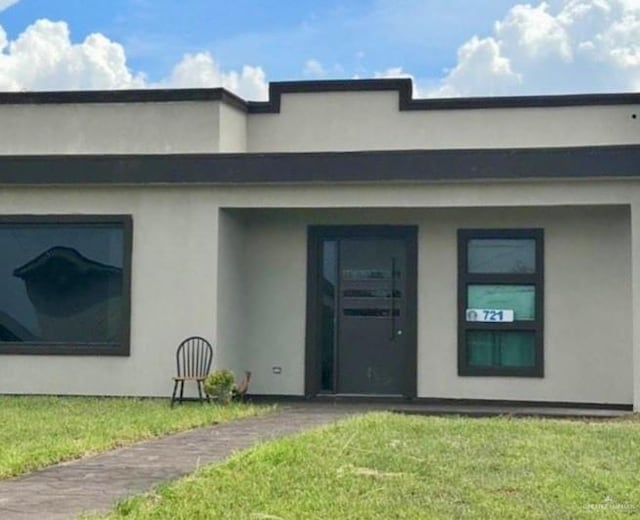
[0,0,639,100]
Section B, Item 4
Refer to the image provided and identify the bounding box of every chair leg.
[197,380,204,404]
[170,380,179,407]
[204,381,211,404]
[179,380,185,404]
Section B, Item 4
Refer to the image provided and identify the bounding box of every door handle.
[396,329,403,336]
[390,256,396,340]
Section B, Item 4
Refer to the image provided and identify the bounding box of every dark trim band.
[249,79,640,113]
[1,79,640,113]
[0,88,248,112]
[0,145,639,185]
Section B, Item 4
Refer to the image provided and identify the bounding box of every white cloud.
[434,36,522,97]
[0,0,20,12]
[159,51,267,100]
[303,58,326,77]
[431,0,640,97]
[0,19,268,99]
[374,66,412,78]
[375,66,423,95]
[0,19,145,91]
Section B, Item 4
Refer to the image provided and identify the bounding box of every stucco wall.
[247,91,640,152]
[418,206,631,403]
[0,182,634,402]
[0,102,222,155]
[241,215,308,395]
[0,186,219,396]
[216,210,247,375]
[0,90,639,155]
[235,206,632,404]
[218,104,248,152]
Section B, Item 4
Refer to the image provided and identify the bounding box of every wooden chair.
[170,336,214,406]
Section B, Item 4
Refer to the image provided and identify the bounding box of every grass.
[0,396,266,479]
[102,412,640,520]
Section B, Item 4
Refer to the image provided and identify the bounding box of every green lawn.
[0,396,265,479]
[103,412,640,519]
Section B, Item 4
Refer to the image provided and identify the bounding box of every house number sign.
[465,309,514,322]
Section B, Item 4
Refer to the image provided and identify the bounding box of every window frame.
[0,214,133,356]
[457,228,544,377]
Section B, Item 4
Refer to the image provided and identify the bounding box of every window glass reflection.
[467,330,536,368]
[342,269,400,280]
[0,225,124,344]
[342,289,401,298]
[468,239,535,274]
[343,308,400,317]
[320,240,337,391]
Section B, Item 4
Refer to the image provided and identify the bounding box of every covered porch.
[215,202,634,407]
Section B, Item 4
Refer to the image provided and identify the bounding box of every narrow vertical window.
[458,229,543,377]
[320,240,337,391]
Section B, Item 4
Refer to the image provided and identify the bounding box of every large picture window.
[458,229,543,377]
[0,216,132,355]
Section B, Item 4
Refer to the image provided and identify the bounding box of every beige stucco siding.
[216,210,247,375]
[0,91,639,155]
[235,206,632,404]
[631,202,640,410]
[248,91,640,152]
[0,182,634,402]
[0,102,222,155]
[418,206,631,403]
[218,103,248,152]
[0,186,219,396]
[203,181,640,210]
[241,216,308,395]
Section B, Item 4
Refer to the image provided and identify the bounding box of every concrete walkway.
[0,405,360,520]
[0,401,629,519]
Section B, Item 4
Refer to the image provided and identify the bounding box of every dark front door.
[307,226,417,397]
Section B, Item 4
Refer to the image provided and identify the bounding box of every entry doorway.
[306,226,417,397]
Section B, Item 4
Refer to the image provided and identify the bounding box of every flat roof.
[0,79,639,113]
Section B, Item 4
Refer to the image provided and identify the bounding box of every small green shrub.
[204,369,236,404]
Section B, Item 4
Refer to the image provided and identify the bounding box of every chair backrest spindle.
[175,336,214,379]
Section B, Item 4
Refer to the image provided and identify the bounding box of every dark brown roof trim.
[249,79,640,112]
[0,145,638,185]
[248,79,407,112]
[0,87,248,112]
[0,79,639,112]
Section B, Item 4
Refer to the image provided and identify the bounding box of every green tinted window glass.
[468,239,535,274]
[467,285,535,320]
[467,331,536,368]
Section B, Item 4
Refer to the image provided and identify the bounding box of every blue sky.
[0,1,516,81]
[0,1,639,99]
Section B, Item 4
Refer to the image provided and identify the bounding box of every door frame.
[305,225,418,398]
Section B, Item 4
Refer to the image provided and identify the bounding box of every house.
[0,79,638,409]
